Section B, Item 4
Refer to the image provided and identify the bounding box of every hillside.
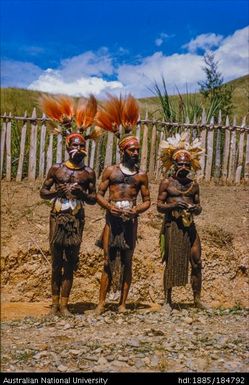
[1,74,248,121]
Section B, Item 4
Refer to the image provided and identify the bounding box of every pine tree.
[198,52,233,118]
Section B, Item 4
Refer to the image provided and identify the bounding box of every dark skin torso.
[40,163,96,204]
[157,176,202,215]
[97,164,150,217]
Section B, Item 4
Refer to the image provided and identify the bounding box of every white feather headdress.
[160,131,204,172]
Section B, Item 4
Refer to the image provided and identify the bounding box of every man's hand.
[109,205,123,217]
[188,204,201,215]
[70,184,87,199]
[122,207,138,219]
[57,184,70,198]
[171,201,189,210]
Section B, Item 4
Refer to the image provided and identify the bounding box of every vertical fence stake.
[16,112,27,182]
[214,110,222,182]
[205,116,214,182]
[228,116,237,183]
[0,113,7,178]
[6,113,12,181]
[222,116,230,183]
[141,111,148,171]
[28,108,38,181]
[149,123,157,180]
[38,113,47,179]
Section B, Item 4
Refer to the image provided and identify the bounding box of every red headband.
[66,133,86,146]
[118,136,139,151]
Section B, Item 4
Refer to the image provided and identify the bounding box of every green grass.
[1,74,248,122]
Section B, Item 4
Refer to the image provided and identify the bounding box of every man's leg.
[60,246,79,316]
[95,224,112,315]
[118,250,133,313]
[51,245,63,315]
[190,232,206,308]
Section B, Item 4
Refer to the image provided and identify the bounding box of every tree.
[198,52,233,118]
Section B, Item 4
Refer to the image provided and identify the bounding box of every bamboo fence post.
[104,131,113,167]
[222,116,231,182]
[94,137,102,178]
[140,112,148,171]
[214,110,222,181]
[56,132,63,164]
[136,121,141,141]
[244,131,249,184]
[198,109,207,180]
[46,133,54,175]
[228,116,237,183]
[28,108,38,181]
[64,144,69,161]
[89,139,96,169]
[116,126,122,164]
[235,118,246,184]
[85,128,90,166]
[148,123,157,179]
[205,116,214,182]
[192,115,197,140]
[6,113,12,181]
[0,113,7,178]
[16,112,27,182]
[185,115,190,142]
[156,129,164,180]
[38,114,47,179]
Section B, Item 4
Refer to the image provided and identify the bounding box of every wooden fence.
[1,109,249,184]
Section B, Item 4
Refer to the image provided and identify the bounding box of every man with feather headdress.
[39,94,98,316]
[157,132,206,309]
[94,95,151,314]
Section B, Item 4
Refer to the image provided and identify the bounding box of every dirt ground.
[1,179,249,317]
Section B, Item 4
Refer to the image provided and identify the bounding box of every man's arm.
[85,170,97,205]
[134,173,151,215]
[40,165,67,200]
[189,183,202,215]
[96,166,122,216]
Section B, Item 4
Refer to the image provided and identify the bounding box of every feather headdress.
[94,94,140,137]
[160,132,204,172]
[39,93,100,140]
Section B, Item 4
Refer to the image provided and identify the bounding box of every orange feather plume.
[121,95,140,133]
[94,94,123,133]
[75,94,97,131]
[56,95,75,120]
[39,94,75,124]
[39,95,64,122]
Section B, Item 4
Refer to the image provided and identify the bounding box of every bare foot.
[194,300,209,310]
[95,304,105,315]
[50,304,60,315]
[60,306,73,317]
[161,302,172,314]
[118,305,127,313]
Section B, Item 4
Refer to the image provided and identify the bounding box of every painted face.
[67,137,86,163]
[174,151,192,177]
[124,144,140,163]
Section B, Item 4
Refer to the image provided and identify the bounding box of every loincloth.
[50,210,84,249]
[96,208,137,254]
[160,216,197,289]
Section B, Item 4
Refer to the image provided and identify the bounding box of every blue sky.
[1,0,248,97]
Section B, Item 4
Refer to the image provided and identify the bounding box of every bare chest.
[54,166,90,187]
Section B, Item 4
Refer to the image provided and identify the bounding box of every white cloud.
[27,49,123,96]
[1,60,43,88]
[117,52,204,96]
[215,26,249,80]
[2,26,248,98]
[183,33,224,53]
[155,33,171,47]
[28,69,123,97]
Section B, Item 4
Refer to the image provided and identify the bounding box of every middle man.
[95,96,151,314]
